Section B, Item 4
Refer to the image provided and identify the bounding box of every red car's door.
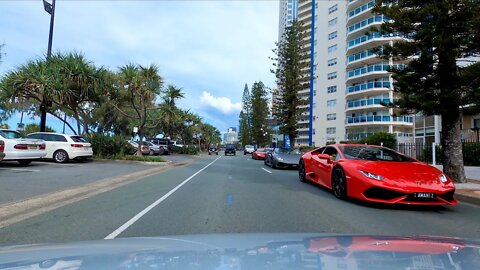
[314,146,339,188]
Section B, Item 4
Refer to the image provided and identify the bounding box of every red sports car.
[252,148,267,160]
[299,144,457,205]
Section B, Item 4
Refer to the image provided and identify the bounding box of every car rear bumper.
[3,150,47,160]
[275,161,298,169]
[68,149,93,159]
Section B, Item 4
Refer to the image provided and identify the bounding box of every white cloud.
[200,91,241,115]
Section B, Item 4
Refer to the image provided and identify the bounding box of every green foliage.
[87,133,130,157]
[172,145,199,155]
[359,132,397,149]
[271,20,310,146]
[238,110,250,146]
[373,0,480,182]
[240,84,252,145]
[250,81,270,147]
[22,123,55,136]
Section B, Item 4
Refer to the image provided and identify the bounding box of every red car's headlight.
[440,174,448,183]
[359,170,384,181]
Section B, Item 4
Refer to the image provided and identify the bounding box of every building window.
[328,44,338,53]
[327,127,337,134]
[313,128,316,135]
[328,4,338,14]
[327,99,337,107]
[327,58,337,66]
[328,17,338,27]
[313,102,316,109]
[327,72,337,80]
[327,85,337,93]
[327,113,337,121]
[314,90,317,96]
[328,31,338,40]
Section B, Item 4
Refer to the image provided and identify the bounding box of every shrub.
[87,133,130,157]
[172,145,199,155]
[359,132,397,149]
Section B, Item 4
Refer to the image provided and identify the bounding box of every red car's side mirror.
[317,154,332,163]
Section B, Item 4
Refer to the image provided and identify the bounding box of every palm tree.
[116,63,163,155]
[163,85,185,107]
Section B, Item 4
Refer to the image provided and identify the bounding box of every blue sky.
[0,0,279,134]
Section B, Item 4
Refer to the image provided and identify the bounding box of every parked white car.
[0,129,47,165]
[26,132,93,163]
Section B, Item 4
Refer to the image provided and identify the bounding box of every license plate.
[28,146,37,150]
[84,147,89,150]
[413,193,435,199]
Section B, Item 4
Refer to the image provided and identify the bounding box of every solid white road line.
[104,155,223,240]
[262,168,272,174]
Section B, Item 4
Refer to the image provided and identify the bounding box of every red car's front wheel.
[332,167,347,199]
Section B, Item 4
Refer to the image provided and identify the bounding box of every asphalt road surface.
[1,153,479,245]
[0,160,156,205]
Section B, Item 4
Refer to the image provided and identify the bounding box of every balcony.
[346,115,414,126]
[346,64,405,82]
[346,81,391,98]
[347,1,375,23]
[346,98,396,111]
[347,32,403,52]
[347,15,388,38]
[346,49,378,68]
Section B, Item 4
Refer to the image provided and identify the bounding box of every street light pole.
[40,0,56,132]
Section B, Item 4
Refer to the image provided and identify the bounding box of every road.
[1,153,479,245]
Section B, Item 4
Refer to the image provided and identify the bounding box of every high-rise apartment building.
[279,0,415,147]
[278,0,299,40]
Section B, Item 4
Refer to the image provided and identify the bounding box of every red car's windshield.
[340,146,414,162]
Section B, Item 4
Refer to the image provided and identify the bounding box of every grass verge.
[95,154,167,162]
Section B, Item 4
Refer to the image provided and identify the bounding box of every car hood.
[0,234,478,269]
[275,153,301,164]
[352,160,451,186]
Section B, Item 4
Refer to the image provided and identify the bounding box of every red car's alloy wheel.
[332,168,347,199]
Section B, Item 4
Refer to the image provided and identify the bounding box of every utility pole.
[40,0,56,132]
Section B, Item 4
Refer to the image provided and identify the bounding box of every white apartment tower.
[279,0,414,146]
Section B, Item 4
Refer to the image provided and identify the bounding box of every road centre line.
[104,155,223,240]
[262,168,272,174]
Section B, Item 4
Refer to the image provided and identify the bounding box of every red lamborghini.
[299,144,457,205]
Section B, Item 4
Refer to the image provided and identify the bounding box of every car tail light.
[71,144,84,148]
[0,141,4,152]
[14,144,28,150]
[39,144,46,150]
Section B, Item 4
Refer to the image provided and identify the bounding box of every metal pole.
[432,142,436,166]
[40,0,56,132]
[62,112,66,133]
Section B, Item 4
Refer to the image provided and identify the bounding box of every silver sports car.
[264,148,302,169]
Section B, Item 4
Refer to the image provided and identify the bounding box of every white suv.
[27,132,93,163]
[244,145,255,155]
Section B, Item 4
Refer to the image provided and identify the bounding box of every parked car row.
[0,129,93,165]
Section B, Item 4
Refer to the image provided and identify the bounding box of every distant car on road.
[0,129,46,165]
[0,140,5,161]
[225,144,236,156]
[252,148,267,160]
[26,132,93,163]
[208,144,219,155]
[264,148,302,169]
[244,145,255,155]
[298,144,457,205]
